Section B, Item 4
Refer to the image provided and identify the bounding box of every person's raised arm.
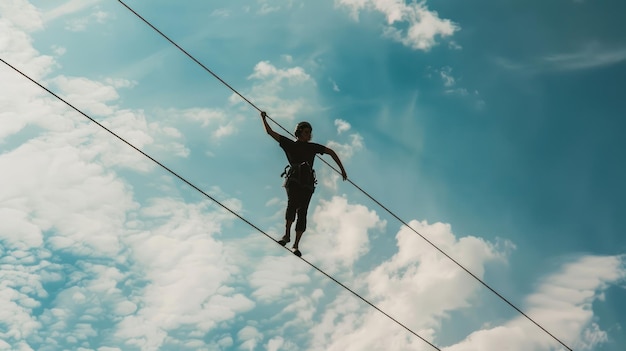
[260,111,281,142]
[324,147,348,181]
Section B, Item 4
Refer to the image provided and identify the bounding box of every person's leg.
[293,230,304,250]
[293,189,314,253]
[281,184,297,244]
[280,220,293,244]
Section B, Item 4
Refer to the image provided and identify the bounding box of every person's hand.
[341,170,348,181]
[261,111,267,118]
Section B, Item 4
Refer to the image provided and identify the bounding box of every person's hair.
[294,121,312,138]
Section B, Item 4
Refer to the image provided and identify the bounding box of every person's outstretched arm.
[261,111,281,142]
[324,147,348,181]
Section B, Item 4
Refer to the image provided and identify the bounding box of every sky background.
[1,0,625,350]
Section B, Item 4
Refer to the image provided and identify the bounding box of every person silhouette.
[260,111,347,256]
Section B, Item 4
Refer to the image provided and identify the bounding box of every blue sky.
[1,0,625,350]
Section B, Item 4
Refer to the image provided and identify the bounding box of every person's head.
[295,121,312,141]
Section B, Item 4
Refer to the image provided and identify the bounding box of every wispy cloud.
[440,66,456,87]
[43,0,102,22]
[427,66,484,107]
[210,8,231,17]
[63,8,110,32]
[256,0,295,15]
[330,78,341,92]
[543,45,626,71]
[495,44,626,73]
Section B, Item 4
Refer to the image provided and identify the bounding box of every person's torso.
[279,137,324,167]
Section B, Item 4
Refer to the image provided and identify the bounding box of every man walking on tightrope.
[261,111,348,257]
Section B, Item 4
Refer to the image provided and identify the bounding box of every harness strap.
[280,162,317,190]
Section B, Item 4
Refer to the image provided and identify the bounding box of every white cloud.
[0,66,51,139]
[336,0,459,51]
[37,264,136,346]
[309,219,512,351]
[266,337,286,351]
[177,107,226,127]
[0,138,136,257]
[1,8,254,349]
[372,220,508,322]
[283,289,326,325]
[103,109,189,168]
[237,326,263,350]
[0,21,55,79]
[0,208,42,249]
[0,174,251,349]
[327,134,364,161]
[323,133,364,189]
[334,119,351,134]
[0,0,42,32]
[174,107,239,140]
[240,60,316,121]
[249,61,312,84]
[104,78,137,89]
[215,122,236,138]
[445,255,626,351]
[248,256,311,301]
[309,196,385,272]
[115,199,255,349]
[52,75,120,116]
[265,197,282,207]
[7,71,190,167]
[0,253,47,346]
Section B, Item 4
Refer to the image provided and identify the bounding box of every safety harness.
[280,162,317,191]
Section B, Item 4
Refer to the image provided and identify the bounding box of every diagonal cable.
[114,2,574,350]
[0,57,442,351]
